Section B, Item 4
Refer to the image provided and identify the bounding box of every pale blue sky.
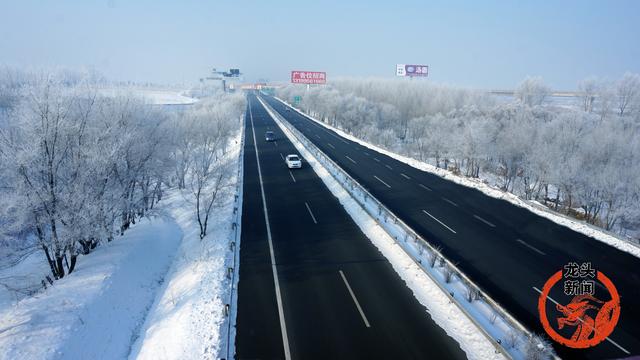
[1,0,638,89]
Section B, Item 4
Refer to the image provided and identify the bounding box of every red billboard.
[291,71,326,84]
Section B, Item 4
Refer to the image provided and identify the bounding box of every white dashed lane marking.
[422,210,457,234]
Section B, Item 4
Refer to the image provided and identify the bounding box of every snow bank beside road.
[129,129,243,360]
[0,218,182,360]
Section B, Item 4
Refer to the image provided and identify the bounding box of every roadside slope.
[0,218,181,360]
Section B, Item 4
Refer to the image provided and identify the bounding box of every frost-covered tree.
[187,94,244,239]
[616,72,640,116]
[595,82,616,121]
[578,77,599,113]
[515,76,551,107]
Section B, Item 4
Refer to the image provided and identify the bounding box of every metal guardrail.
[222,114,245,360]
[260,96,545,359]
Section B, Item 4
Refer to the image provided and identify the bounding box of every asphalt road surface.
[235,93,467,359]
[261,95,640,360]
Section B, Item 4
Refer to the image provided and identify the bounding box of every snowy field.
[98,86,198,105]
[492,93,582,109]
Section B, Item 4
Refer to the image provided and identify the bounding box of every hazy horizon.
[2,0,639,90]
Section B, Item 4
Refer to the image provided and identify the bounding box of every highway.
[235,93,467,359]
[261,95,640,359]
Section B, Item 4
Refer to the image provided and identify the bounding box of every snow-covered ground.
[0,218,182,360]
[0,125,243,360]
[259,96,509,360]
[129,128,243,360]
[98,86,198,105]
[274,97,640,260]
[0,249,50,308]
[493,93,582,110]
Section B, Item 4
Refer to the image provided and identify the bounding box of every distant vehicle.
[285,154,302,169]
[265,131,275,141]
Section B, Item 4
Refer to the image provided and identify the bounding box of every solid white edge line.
[304,201,318,224]
[473,214,496,228]
[532,287,629,355]
[422,210,457,234]
[345,155,357,164]
[516,239,546,256]
[249,99,292,360]
[339,270,371,328]
[373,175,392,188]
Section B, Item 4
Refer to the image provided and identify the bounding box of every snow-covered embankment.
[0,219,182,360]
[129,128,243,360]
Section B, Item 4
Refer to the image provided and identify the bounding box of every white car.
[285,154,302,169]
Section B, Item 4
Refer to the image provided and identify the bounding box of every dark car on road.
[265,131,275,141]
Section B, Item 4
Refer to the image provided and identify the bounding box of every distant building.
[199,68,243,93]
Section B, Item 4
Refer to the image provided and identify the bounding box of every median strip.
[262,95,541,359]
